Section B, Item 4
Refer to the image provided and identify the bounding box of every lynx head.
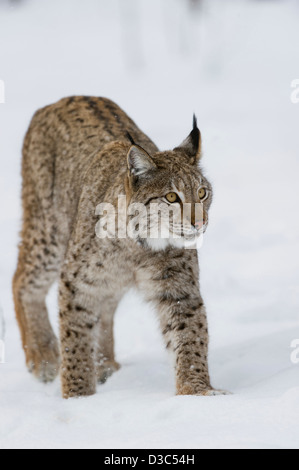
[125,116,213,250]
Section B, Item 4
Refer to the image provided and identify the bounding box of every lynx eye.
[198,188,207,201]
[165,192,179,203]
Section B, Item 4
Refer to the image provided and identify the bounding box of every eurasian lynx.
[13,97,227,398]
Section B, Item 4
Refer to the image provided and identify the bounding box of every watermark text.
[291,79,299,104]
[95,196,205,250]
[291,339,299,364]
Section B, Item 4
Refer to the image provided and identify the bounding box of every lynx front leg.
[167,299,229,396]
[59,275,100,399]
[139,251,228,396]
[161,295,214,396]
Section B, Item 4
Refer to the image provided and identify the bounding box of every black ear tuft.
[174,114,202,163]
[190,114,200,153]
[126,132,136,146]
[193,114,198,130]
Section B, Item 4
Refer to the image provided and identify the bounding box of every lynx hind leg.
[96,301,120,384]
[13,185,61,382]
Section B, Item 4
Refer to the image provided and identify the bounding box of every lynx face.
[125,118,213,250]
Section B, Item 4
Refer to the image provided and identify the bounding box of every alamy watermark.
[0,80,5,104]
[0,306,5,363]
[291,79,299,104]
[290,339,299,365]
[95,196,205,249]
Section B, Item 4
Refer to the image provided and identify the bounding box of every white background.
[0,0,299,449]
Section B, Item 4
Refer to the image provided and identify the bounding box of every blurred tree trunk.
[119,0,144,70]
[179,0,203,56]
[189,0,202,10]
[163,0,203,58]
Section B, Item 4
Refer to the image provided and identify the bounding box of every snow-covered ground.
[0,0,299,449]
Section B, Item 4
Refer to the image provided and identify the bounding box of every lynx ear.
[174,114,202,163]
[127,145,156,177]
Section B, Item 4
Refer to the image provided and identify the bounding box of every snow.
[0,0,299,449]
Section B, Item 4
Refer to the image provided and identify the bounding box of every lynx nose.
[194,220,203,231]
[194,213,206,231]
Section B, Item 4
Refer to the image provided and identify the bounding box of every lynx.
[13,96,227,399]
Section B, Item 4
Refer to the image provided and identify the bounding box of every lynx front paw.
[197,389,232,397]
[62,385,97,400]
[61,365,97,399]
[26,339,60,383]
[97,360,120,384]
[177,383,231,397]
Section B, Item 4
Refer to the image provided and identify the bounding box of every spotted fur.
[13,96,226,398]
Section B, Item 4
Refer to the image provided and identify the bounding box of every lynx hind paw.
[26,344,60,383]
[97,360,121,384]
